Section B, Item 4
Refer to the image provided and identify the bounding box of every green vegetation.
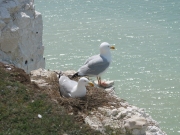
[0,66,101,135]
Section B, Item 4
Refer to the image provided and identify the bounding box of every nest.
[0,62,123,119]
[57,78,122,115]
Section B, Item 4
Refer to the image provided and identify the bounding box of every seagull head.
[99,42,115,55]
[78,77,94,87]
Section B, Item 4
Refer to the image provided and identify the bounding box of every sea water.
[35,0,180,134]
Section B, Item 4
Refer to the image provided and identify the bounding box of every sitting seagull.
[71,42,115,87]
[59,75,94,98]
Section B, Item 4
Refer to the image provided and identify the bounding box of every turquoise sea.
[35,0,180,134]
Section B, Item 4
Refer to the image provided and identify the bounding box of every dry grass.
[0,62,102,135]
[0,62,125,134]
[58,85,122,115]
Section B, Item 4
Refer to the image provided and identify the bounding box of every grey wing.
[79,56,110,76]
[84,55,99,65]
[59,76,77,97]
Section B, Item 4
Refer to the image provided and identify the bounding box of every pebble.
[38,114,42,119]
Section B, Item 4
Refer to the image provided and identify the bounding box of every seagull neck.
[76,83,86,90]
[72,83,85,93]
[100,52,112,62]
[72,83,86,94]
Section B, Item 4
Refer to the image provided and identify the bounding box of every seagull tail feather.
[58,71,63,78]
[71,72,79,79]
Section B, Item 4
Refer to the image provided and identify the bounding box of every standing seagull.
[71,42,115,87]
[59,75,94,98]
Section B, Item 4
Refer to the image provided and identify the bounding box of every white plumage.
[72,42,115,87]
[59,76,94,98]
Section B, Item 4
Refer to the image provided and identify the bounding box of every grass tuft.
[0,63,101,135]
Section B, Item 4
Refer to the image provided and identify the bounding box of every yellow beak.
[88,82,94,87]
[110,46,115,49]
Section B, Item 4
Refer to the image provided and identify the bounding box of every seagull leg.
[97,76,108,88]
[97,76,101,85]
[100,81,108,88]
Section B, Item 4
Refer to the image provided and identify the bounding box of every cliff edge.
[0,1,167,135]
[0,0,45,73]
[30,68,167,135]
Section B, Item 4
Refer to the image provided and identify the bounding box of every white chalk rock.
[116,112,122,119]
[85,115,104,133]
[0,20,6,30]
[25,4,31,10]
[148,126,159,132]
[124,115,148,135]
[132,128,146,135]
[0,0,45,73]
[111,109,118,116]
[0,7,11,22]
[1,0,19,14]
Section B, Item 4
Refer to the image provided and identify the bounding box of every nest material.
[58,78,122,115]
[0,62,123,118]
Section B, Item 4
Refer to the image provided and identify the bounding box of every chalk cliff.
[0,0,45,73]
[30,69,167,135]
